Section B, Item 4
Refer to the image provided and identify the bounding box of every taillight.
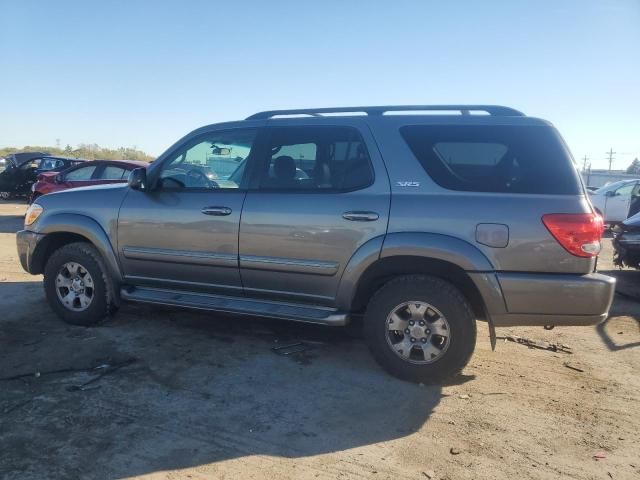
[542,213,603,257]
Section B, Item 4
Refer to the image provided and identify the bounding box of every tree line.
[0,144,154,162]
[626,158,640,175]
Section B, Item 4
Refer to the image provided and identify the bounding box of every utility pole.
[606,148,616,171]
[582,155,589,173]
[55,138,61,149]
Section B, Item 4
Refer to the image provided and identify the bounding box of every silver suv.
[17,105,615,382]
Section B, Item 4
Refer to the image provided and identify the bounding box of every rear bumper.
[471,271,616,327]
[16,229,46,274]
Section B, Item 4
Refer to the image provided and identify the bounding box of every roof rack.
[246,105,524,120]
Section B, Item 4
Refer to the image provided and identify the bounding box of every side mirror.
[605,190,617,198]
[128,168,147,190]
[54,173,63,184]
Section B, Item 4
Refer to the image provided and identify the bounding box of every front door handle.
[342,211,379,222]
[201,206,232,216]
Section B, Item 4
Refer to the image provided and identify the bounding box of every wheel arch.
[337,232,498,322]
[31,213,123,297]
[348,255,489,320]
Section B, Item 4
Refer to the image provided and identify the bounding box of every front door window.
[158,129,256,190]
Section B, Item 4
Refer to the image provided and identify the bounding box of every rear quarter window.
[400,125,581,194]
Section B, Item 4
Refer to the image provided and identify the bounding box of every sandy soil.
[0,201,638,480]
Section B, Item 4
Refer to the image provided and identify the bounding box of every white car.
[589,179,640,223]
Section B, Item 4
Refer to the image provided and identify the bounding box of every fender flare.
[35,213,123,285]
[336,232,499,313]
[380,232,495,271]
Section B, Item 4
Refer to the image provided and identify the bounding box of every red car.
[30,160,148,203]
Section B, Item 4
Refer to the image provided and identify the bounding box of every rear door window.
[400,125,581,194]
[100,165,128,180]
[258,126,374,191]
[65,165,97,181]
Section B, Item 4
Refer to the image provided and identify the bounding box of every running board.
[120,286,350,326]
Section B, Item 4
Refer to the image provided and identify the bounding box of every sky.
[1,0,638,170]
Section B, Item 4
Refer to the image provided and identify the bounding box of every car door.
[16,158,42,194]
[238,121,390,306]
[605,182,635,222]
[117,126,262,294]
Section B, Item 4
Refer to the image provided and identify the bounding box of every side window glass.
[159,128,256,190]
[65,166,97,181]
[400,125,582,195]
[100,166,127,180]
[615,184,634,196]
[259,126,373,191]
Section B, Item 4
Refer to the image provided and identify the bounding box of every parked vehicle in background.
[612,212,640,268]
[30,159,148,203]
[0,152,50,197]
[17,105,615,383]
[589,179,640,223]
[0,153,84,200]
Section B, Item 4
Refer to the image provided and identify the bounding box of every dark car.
[612,213,640,268]
[0,153,83,200]
[30,159,149,203]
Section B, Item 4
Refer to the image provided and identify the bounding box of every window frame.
[148,127,263,193]
[250,125,376,194]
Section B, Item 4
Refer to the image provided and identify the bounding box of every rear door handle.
[201,206,232,216]
[342,211,379,222]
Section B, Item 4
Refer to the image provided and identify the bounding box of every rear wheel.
[364,275,476,383]
[44,242,117,325]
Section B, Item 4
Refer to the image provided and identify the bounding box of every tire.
[364,275,476,383]
[0,191,12,201]
[44,242,117,326]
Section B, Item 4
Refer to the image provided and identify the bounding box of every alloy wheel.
[55,262,95,311]
[386,301,451,364]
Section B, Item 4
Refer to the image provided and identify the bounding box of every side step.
[120,286,350,326]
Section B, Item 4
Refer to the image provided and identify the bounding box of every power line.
[606,148,616,171]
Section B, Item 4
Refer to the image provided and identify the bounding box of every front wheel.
[44,242,117,325]
[364,275,476,383]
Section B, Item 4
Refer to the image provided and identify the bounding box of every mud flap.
[488,318,497,351]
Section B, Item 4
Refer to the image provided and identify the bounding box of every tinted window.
[400,125,581,194]
[100,165,127,180]
[259,126,373,191]
[65,165,96,181]
[159,128,256,189]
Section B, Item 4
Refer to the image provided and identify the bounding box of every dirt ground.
[0,201,638,480]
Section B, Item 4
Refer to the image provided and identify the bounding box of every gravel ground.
[0,201,638,480]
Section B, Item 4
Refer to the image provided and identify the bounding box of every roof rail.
[246,105,524,120]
